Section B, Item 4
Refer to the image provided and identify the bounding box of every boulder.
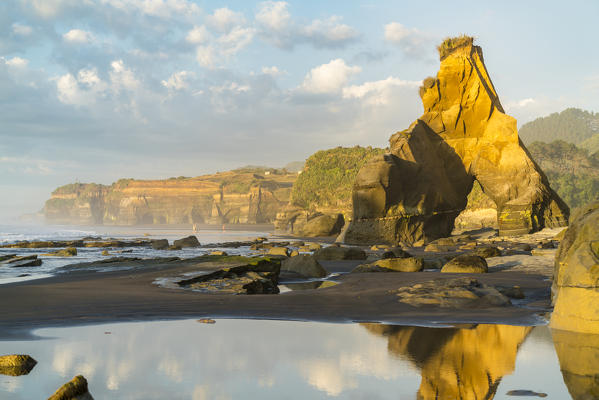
[0,354,37,376]
[268,247,290,257]
[300,213,345,237]
[281,255,328,278]
[344,36,568,245]
[307,243,322,251]
[394,277,510,308]
[173,235,200,248]
[210,250,228,256]
[48,375,94,400]
[313,246,367,261]
[151,239,169,250]
[42,247,77,257]
[441,255,488,273]
[177,258,281,294]
[551,201,599,333]
[382,247,411,259]
[289,250,299,257]
[471,246,501,258]
[353,257,424,273]
[168,245,182,251]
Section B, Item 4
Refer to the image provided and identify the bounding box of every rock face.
[0,354,37,376]
[44,168,296,225]
[274,207,344,237]
[345,36,568,245]
[551,201,599,334]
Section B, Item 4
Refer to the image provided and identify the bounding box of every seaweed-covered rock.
[0,354,37,376]
[42,247,77,257]
[441,255,488,273]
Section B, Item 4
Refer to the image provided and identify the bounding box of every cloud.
[186,25,210,44]
[343,76,420,105]
[161,71,194,90]
[12,23,33,36]
[207,7,246,33]
[63,29,95,44]
[301,59,361,94]
[506,98,536,109]
[261,66,285,76]
[384,22,433,59]
[100,0,201,18]
[4,57,29,68]
[256,1,359,49]
[191,26,255,68]
[109,60,140,91]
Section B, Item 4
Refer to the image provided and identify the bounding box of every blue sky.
[1,0,598,220]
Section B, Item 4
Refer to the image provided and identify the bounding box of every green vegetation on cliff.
[437,35,474,60]
[519,108,599,146]
[291,146,385,211]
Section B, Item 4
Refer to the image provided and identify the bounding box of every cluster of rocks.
[0,254,42,268]
[0,354,92,399]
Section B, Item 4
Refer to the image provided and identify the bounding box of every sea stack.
[345,36,569,245]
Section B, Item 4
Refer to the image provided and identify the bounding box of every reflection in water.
[362,323,532,400]
[552,329,599,400]
[0,320,574,399]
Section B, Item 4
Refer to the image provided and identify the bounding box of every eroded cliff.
[44,168,296,225]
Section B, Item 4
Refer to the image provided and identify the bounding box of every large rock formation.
[551,201,599,334]
[552,329,599,399]
[345,36,568,245]
[44,168,296,225]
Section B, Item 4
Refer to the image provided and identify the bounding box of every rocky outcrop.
[352,257,424,273]
[362,323,531,399]
[0,354,37,376]
[441,255,488,273]
[173,235,200,248]
[44,168,296,225]
[48,375,94,400]
[281,255,328,278]
[313,246,367,261]
[345,36,568,245]
[551,201,599,334]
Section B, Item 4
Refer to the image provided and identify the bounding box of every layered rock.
[345,36,568,245]
[44,168,296,225]
[551,201,599,334]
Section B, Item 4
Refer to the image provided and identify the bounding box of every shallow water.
[0,224,278,284]
[0,319,579,399]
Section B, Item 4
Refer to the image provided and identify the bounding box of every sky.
[1,0,598,220]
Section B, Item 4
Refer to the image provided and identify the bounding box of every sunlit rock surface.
[345,36,568,245]
[551,201,599,334]
[362,323,531,399]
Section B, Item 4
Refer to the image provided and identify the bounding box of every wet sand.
[0,256,553,339]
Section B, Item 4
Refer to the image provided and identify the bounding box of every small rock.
[168,245,182,251]
[101,250,110,256]
[210,250,228,256]
[290,241,305,247]
[371,244,390,251]
[382,247,411,259]
[151,239,169,250]
[268,247,290,257]
[497,286,525,299]
[42,247,77,257]
[289,250,299,257]
[313,246,367,260]
[506,389,547,397]
[471,246,501,258]
[353,257,424,273]
[173,235,200,248]
[441,255,488,273]
[197,319,216,324]
[0,354,37,376]
[48,375,93,400]
[307,243,322,251]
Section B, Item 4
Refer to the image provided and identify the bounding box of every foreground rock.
[299,213,344,237]
[281,255,328,278]
[48,375,94,400]
[394,277,510,308]
[441,255,488,273]
[313,246,366,260]
[0,354,37,376]
[42,247,77,257]
[151,239,169,250]
[177,258,281,294]
[173,235,200,248]
[551,201,599,333]
[353,257,423,273]
[345,36,568,245]
[0,255,42,268]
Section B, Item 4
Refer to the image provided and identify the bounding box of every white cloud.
[100,0,201,18]
[63,29,95,44]
[261,66,285,76]
[110,60,140,91]
[301,59,361,94]
[507,98,536,108]
[24,0,82,18]
[384,22,431,58]
[186,25,210,44]
[301,16,359,47]
[207,8,246,33]
[161,71,194,90]
[217,26,255,56]
[12,23,33,36]
[196,46,216,68]
[255,1,291,32]
[191,26,255,68]
[343,76,420,105]
[5,57,29,68]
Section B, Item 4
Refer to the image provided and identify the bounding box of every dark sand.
[0,256,552,339]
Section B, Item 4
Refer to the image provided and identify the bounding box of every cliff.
[44,168,297,225]
[345,36,569,245]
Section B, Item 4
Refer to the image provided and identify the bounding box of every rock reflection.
[362,323,532,399]
[552,329,599,400]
